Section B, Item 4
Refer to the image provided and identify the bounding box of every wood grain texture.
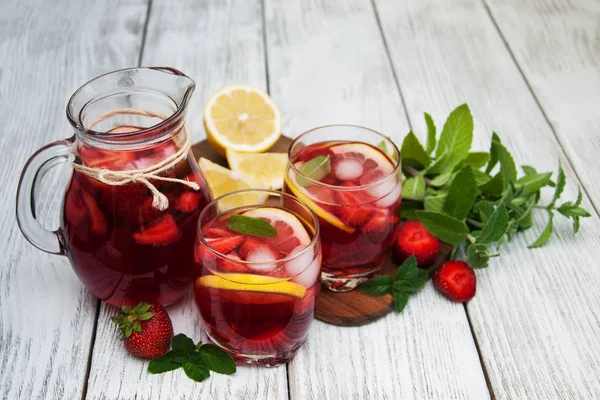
[0,0,147,398]
[84,1,288,399]
[485,0,600,214]
[374,0,600,397]
[264,0,490,398]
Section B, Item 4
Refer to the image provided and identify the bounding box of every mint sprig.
[226,215,277,237]
[359,256,428,313]
[148,333,236,382]
[398,104,590,269]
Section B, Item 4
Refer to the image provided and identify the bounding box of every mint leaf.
[148,352,180,374]
[377,140,388,153]
[199,344,236,375]
[425,112,436,154]
[182,361,210,382]
[424,152,451,175]
[402,175,426,201]
[556,204,591,218]
[522,165,537,176]
[472,169,491,186]
[429,171,452,187]
[516,172,552,196]
[359,275,393,296]
[467,243,490,269]
[227,215,276,237]
[393,291,410,313]
[172,333,196,351]
[479,172,504,197]
[477,204,508,244]
[394,256,428,292]
[416,210,469,245]
[443,166,477,220]
[529,211,554,248]
[473,200,495,222]
[401,131,431,167]
[486,132,502,173]
[455,152,490,170]
[424,192,447,213]
[436,104,473,168]
[516,196,536,230]
[491,140,517,189]
[548,163,566,208]
[297,155,331,187]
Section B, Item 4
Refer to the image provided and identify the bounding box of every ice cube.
[375,182,402,208]
[364,171,398,199]
[286,246,321,287]
[334,159,364,181]
[245,246,278,272]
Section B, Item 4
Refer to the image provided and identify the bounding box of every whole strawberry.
[111,302,174,359]
[433,261,476,302]
[392,220,441,267]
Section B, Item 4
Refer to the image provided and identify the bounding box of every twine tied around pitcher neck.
[70,109,200,211]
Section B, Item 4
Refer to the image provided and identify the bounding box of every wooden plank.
[0,0,147,398]
[483,0,600,208]
[374,0,600,397]
[84,1,288,398]
[264,0,490,398]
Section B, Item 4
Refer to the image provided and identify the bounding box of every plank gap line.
[369,0,413,131]
[480,0,600,218]
[138,0,154,67]
[260,0,271,95]
[464,303,496,400]
[81,299,101,400]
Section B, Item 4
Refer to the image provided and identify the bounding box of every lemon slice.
[196,273,306,298]
[226,149,287,190]
[284,171,355,234]
[198,158,266,211]
[330,142,396,174]
[203,84,282,156]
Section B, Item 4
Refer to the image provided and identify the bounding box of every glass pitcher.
[16,67,212,307]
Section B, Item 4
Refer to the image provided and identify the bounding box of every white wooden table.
[2,0,600,398]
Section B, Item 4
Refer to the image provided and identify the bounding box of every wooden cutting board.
[191,136,451,327]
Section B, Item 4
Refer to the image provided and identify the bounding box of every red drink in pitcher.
[193,190,321,366]
[284,126,401,291]
[64,132,211,307]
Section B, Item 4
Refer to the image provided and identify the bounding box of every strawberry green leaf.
[199,344,237,375]
[529,211,554,248]
[183,361,210,382]
[401,131,431,167]
[172,334,196,351]
[138,312,153,321]
[297,155,331,187]
[359,275,393,296]
[548,163,566,208]
[133,322,142,333]
[402,175,426,201]
[425,112,436,154]
[443,166,477,220]
[136,302,152,314]
[476,204,508,244]
[148,352,181,374]
[416,210,469,245]
[393,291,410,313]
[227,215,277,238]
[436,104,473,170]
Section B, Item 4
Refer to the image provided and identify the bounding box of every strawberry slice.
[333,187,375,227]
[81,191,107,236]
[392,220,441,267]
[65,189,86,225]
[80,146,136,169]
[433,261,476,302]
[363,208,393,243]
[206,235,245,255]
[133,214,181,246]
[217,254,251,273]
[203,227,233,238]
[238,237,278,260]
[175,192,199,212]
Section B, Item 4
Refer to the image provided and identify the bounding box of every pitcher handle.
[16,138,74,255]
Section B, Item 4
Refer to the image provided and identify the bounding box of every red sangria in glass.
[16,67,211,307]
[194,190,321,366]
[284,125,402,292]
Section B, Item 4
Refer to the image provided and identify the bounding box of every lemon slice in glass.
[195,273,306,298]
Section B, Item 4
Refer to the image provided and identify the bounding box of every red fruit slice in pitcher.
[81,191,107,236]
[175,192,200,212]
[133,214,181,246]
[79,147,136,169]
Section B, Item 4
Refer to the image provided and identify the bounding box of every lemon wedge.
[196,273,306,298]
[226,149,287,190]
[198,158,266,211]
[203,84,282,156]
